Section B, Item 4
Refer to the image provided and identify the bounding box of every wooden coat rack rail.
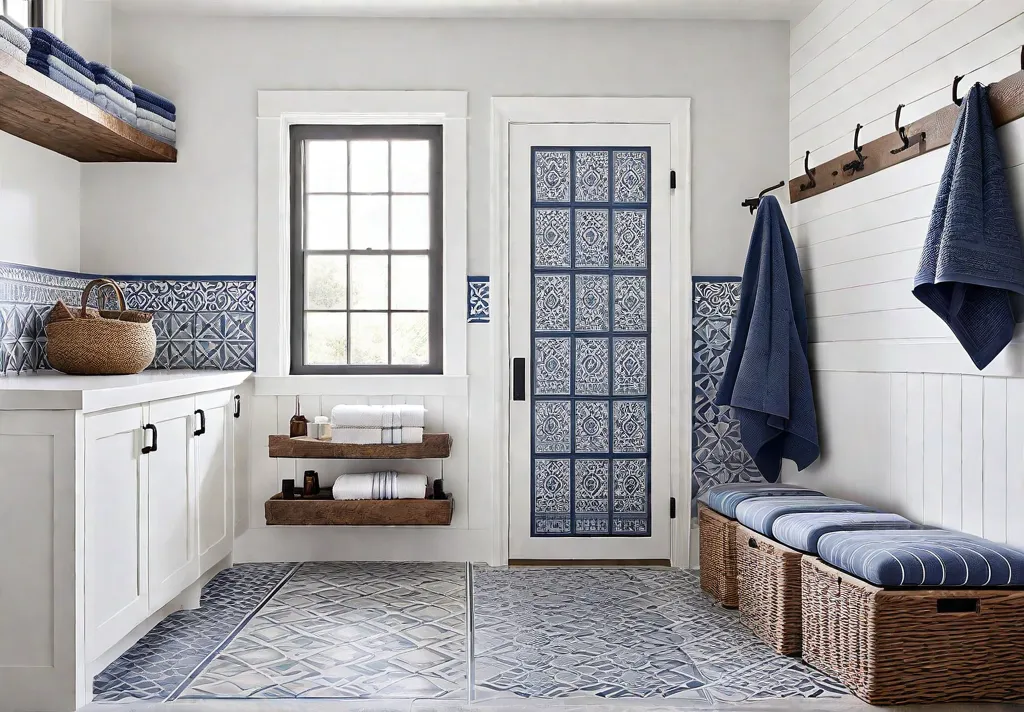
[789,61,1024,204]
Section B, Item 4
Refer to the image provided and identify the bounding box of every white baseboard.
[233,527,492,563]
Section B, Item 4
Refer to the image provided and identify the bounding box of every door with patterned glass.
[508,123,672,560]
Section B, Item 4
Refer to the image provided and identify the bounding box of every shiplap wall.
[784,0,1024,548]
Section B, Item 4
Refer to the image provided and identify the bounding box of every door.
[195,389,234,573]
[147,396,199,611]
[509,123,673,560]
[84,405,149,660]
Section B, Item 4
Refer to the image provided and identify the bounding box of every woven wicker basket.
[801,556,1024,705]
[45,279,155,375]
[698,503,739,608]
[735,524,803,655]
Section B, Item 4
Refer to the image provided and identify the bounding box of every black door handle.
[233,394,241,418]
[512,357,526,401]
[142,423,158,454]
[194,409,206,437]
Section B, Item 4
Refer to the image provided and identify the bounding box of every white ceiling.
[111,0,820,21]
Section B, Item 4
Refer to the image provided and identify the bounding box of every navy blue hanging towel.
[914,83,1024,369]
[714,195,819,483]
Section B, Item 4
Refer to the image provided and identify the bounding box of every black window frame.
[289,124,444,375]
[1,0,42,27]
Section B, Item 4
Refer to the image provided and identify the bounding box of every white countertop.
[0,370,252,412]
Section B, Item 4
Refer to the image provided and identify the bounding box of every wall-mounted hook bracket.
[891,103,926,155]
[799,150,816,192]
[842,123,866,174]
[953,74,964,106]
[740,180,785,214]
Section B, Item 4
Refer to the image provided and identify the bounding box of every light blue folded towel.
[913,83,1024,369]
[95,83,136,113]
[94,94,136,126]
[137,117,175,145]
[45,66,92,101]
[0,16,30,53]
[0,35,27,63]
[32,53,96,93]
[137,106,175,132]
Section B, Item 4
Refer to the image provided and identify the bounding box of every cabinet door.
[84,405,148,661]
[195,390,234,572]
[147,396,199,612]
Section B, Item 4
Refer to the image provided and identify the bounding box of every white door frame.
[489,97,692,567]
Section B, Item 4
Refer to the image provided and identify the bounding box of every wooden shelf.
[265,492,454,526]
[0,52,176,163]
[268,433,452,459]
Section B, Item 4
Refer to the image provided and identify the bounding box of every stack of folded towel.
[0,16,29,63]
[26,28,95,101]
[332,472,428,500]
[134,84,176,146]
[88,61,136,127]
[331,405,426,444]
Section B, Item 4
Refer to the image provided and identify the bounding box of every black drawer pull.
[194,409,206,437]
[233,394,241,418]
[937,599,978,614]
[142,424,158,454]
[512,358,526,401]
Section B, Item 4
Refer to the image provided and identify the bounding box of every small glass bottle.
[289,395,308,438]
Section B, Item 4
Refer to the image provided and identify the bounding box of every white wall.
[81,14,790,276]
[785,0,1024,548]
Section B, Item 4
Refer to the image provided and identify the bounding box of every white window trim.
[256,90,468,386]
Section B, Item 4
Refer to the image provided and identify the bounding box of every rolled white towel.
[332,472,428,500]
[332,427,383,444]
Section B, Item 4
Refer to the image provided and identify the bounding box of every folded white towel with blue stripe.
[138,106,175,132]
[330,404,426,428]
[0,35,27,63]
[332,472,428,500]
[0,16,30,54]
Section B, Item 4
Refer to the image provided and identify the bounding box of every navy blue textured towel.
[714,195,819,482]
[136,97,174,122]
[133,84,175,115]
[913,83,1024,369]
[26,28,90,74]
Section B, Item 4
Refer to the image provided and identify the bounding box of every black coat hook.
[891,103,926,155]
[842,123,866,174]
[800,150,816,192]
[953,74,964,106]
[740,180,785,214]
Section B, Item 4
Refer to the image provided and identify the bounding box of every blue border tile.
[468,275,490,323]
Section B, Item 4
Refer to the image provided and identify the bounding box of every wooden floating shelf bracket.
[265,492,454,526]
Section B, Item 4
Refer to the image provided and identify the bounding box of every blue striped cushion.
[772,512,926,554]
[818,529,1024,587]
[735,496,877,537]
[698,482,824,519]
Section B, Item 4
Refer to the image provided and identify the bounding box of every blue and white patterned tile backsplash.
[691,278,761,513]
[467,276,490,323]
[0,262,256,374]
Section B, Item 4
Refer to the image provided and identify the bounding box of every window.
[290,124,443,374]
[1,0,41,27]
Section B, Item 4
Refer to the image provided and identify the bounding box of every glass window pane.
[391,140,430,193]
[6,0,29,26]
[349,255,388,310]
[392,313,429,365]
[350,140,389,192]
[391,195,430,249]
[306,313,347,365]
[306,195,347,249]
[306,140,347,192]
[391,255,429,310]
[350,196,389,249]
[350,312,388,364]
[305,255,346,310]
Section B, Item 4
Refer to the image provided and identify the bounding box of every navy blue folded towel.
[133,84,175,115]
[135,97,174,122]
[715,195,819,482]
[913,83,1024,369]
[26,34,93,80]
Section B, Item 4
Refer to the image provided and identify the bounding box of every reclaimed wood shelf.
[265,492,454,526]
[268,433,451,459]
[0,52,176,162]
[790,68,1024,203]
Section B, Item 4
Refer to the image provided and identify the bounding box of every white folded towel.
[332,426,423,444]
[332,472,428,500]
[330,404,426,428]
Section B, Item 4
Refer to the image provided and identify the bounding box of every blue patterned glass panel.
[530,146,651,538]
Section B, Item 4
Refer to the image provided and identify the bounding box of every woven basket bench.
[698,503,738,608]
[802,556,1024,705]
[735,524,803,655]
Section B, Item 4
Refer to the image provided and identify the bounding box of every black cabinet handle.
[194,409,206,437]
[233,395,241,419]
[142,424,158,454]
[512,358,526,401]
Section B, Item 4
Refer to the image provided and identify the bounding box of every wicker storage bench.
[698,503,739,608]
[802,556,1024,705]
[735,524,804,655]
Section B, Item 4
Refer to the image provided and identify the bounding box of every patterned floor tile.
[92,563,297,702]
[179,562,467,700]
[471,566,846,702]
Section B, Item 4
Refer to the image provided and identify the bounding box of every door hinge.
[670,170,677,190]
[670,497,677,519]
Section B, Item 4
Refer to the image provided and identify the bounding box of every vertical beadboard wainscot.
[237,377,476,562]
[785,1,1024,547]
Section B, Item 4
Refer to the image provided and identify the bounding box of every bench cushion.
[698,482,824,519]
[772,511,925,554]
[735,496,877,537]
[817,529,1024,587]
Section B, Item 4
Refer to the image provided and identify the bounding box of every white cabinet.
[84,405,149,662]
[196,390,234,572]
[146,396,200,611]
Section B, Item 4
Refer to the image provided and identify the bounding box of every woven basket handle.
[80,278,126,317]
